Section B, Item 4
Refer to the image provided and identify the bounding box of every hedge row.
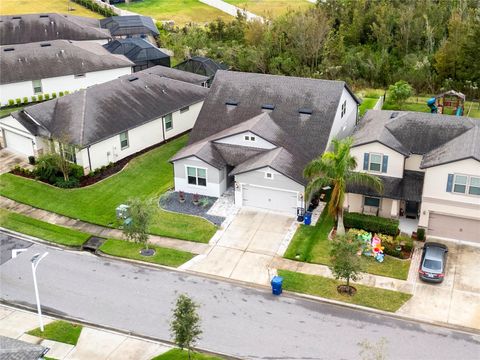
[344,212,399,236]
[72,0,116,17]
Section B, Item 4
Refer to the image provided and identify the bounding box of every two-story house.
[345,110,480,243]
[170,70,360,216]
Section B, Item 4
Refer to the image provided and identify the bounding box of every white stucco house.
[0,40,134,106]
[345,110,480,243]
[171,70,360,215]
[0,67,208,171]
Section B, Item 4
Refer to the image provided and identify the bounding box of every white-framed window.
[32,79,42,94]
[74,74,86,78]
[469,176,480,196]
[164,113,173,131]
[364,196,380,207]
[187,166,207,187]
[265,172,274,179]
[453,174,468,194]
[61,144,76,163]
[341,100,347,118]
[368,153,382,172]
[120,131,129,150]
[180,106,189,113]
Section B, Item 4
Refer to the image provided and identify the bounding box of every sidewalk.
[199,0,263,22]
[0,196,209,255]
[0,305,171,360]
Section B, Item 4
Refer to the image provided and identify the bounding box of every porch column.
[390,199,399,218]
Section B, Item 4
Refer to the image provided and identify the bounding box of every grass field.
[152,349,223,360]
[0,135,217,243]
[117,0,231,26]
[28,320,83,345]
[0,0,101,18]
[226,0,313,18]
[278,270,412,312]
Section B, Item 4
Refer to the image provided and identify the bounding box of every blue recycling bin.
[271,276,283,295]
[304,211,312,225]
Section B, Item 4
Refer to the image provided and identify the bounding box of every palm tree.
[304,137,383,235]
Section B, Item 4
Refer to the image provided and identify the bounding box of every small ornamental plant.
[178,191,186,203]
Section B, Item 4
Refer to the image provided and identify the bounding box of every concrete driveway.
[398,242,480,330]
[186,209,295,285]
[0,148,32,174]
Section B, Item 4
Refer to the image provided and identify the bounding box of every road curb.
[0,301,241,360]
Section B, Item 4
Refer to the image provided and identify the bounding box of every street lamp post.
[31,252,48,332]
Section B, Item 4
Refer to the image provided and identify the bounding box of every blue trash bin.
[271,276,283,295]
[304,211,312,225]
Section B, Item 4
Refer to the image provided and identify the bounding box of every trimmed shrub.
[344,212,399,236]
[417,228,425,241]
[52,92,57,98]
[59,91,64,97]
[44,94,50,100]
[38,94,44,101]
[23,97,29,104]
[8,99,15,106]
[54,177,80,188]
[69,163,84,180]
[15,98,22,105]
[34,153,60,183]
[31,96,37,102]
[397,235,414,252]
[64,90,70,95]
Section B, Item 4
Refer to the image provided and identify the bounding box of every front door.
[226,165,235,187]
[405,201,419,219]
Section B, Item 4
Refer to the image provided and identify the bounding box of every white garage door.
[242,184,297,215]
[3,130,34,156]
[428,213,480,243]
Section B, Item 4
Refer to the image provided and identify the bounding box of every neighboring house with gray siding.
[345,110,480,243]
[171,70,360,215]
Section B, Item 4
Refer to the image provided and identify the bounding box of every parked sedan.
[419,242,448,283]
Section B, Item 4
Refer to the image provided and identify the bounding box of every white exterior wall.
[326,88,358,148]
[344,193,399,218]
[76,102,203,171]
[0,67,131,106]
[0,115,46,155]
[214,131,276,149]
[404,154,424,172]
[351,142,405,178]
[173,156,225,197]
[419,158,480,227]
[234,167,305,209]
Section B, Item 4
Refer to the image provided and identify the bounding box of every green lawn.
[0,105,23,119]
[99,239,194,268]
[359,97,378,116]
[284,207,410,280]
[117,0,232,26]
[0,0,101,18]
[152,349,223,360]
[226,0,312,18]
[28,320,82,346]
[0,135,217,243]
[278,270,412,312]
[0,209,90,247]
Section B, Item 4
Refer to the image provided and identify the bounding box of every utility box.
[116,204,130,219]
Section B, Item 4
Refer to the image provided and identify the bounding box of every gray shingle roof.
[141,66,209,86]
[0,335,47,360]
[100,16,159,36]
[12,71,208,147]
[103,38,170,65]
[0,13,110,45]
[0,40,133,84]
[353,110,479,168]
[174,56,228,79]
[347,170,425,202]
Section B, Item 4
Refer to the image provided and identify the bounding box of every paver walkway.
[0,196,209,254]
[0,305,171,360]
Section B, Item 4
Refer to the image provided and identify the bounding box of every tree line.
[158,0,479,98]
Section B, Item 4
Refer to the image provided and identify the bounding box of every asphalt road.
[1,233,479,359]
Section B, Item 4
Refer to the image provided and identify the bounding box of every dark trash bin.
[271,276,283,295]
[304,211,312,225]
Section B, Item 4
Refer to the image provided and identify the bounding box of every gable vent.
[261,104,275,111]
[225,100,238,106]
[12,16,22,20]
[298,108,313,115]
[128,76,139,82]
[390,112,399,119]
[40,43,51,47]
[39,15,49,18]
[3,48,15,52]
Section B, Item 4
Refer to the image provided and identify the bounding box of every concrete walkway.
[0,196,209,254]
[0,149,33,175]
[0,305,171,360]
[199,0,263,22]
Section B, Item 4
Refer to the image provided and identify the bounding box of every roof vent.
[390,112,399,119]
[3,48,15,52]
[39,14,49,18]
[12,16,22,20]
[128,76,139,82]
[298,108,313,115]
[225,100,238,106]
[40,43,51,47]
[261,104,275,111]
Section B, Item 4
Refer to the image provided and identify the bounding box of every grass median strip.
[0,209,89,247]
[27,320,82,346]
[99,239,195,268]
[152,348,223,360]
[278,270,412,312]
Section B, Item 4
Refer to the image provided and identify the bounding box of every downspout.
[87,146,92,173]
[161,116,166,142]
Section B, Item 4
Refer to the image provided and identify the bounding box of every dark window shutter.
[363,153,369,170]
[381,155,389,173]
[446,174,454,192]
